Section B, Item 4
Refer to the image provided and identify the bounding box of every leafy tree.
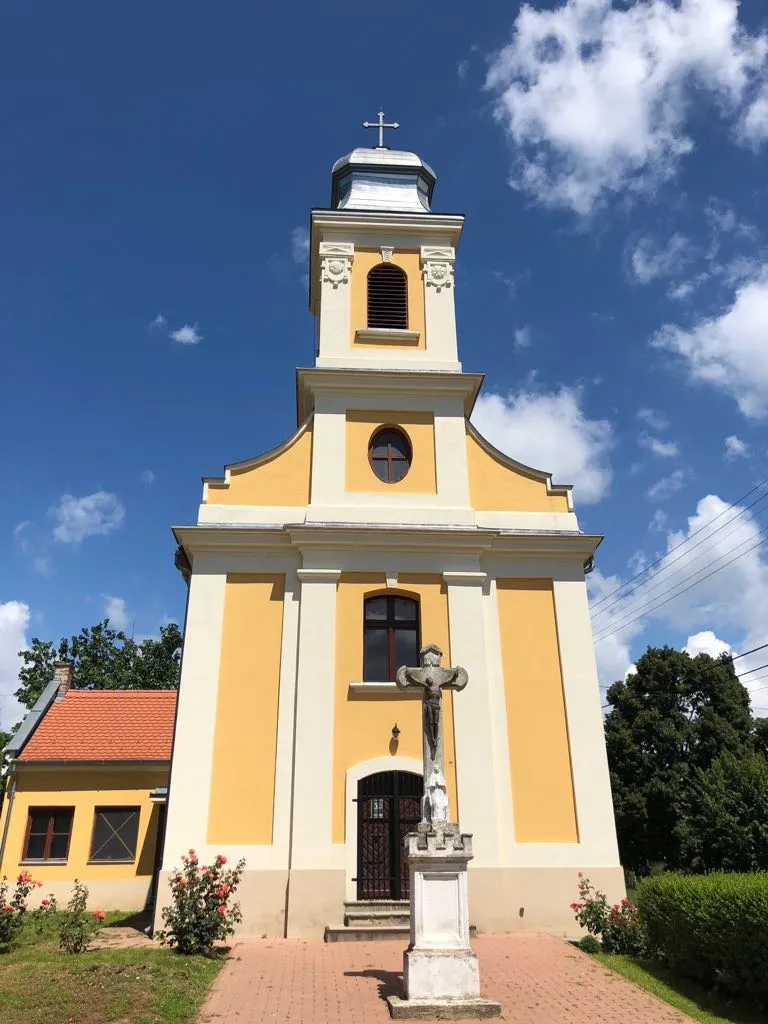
[677,751,768,872]
[604,645,755,874]
[15,620,182,711]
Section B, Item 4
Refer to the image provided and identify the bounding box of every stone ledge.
[386,996,501,1019]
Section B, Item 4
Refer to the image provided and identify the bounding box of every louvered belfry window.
[367,263,408,330]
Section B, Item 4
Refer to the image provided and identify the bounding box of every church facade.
[158,142,623,939]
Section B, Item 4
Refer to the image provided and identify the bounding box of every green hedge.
[636,872,768,1006]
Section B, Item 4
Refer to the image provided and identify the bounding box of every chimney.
[53,661,74,699]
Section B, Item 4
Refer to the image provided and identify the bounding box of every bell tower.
[308,135,464,374]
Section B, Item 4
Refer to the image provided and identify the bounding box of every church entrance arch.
[356,770,422,900]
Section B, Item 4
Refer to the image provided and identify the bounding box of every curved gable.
[204,418,313,507]
[466,421,571,513]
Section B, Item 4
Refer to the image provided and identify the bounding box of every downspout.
[0,763,18,873]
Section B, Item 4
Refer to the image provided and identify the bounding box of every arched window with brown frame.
[363,594,419,681]
[367,263,408,330]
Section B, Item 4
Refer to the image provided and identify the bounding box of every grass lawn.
[0,912,223,1024]
[596,954,765,1024]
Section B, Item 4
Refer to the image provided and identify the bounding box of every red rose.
[41,899,49,907]
[216,905,226,915]
[217,855,227,865]
[92,910,105,922]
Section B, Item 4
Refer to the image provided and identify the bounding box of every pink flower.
[577,872,583,878]
[4,905,13,913]
[201,865,208,872]
[612,904,619,911]
[216,905,226,915]
[189,854,198,863]
[92,910,105,922]
[188,848,196,856]
[181,855,188,863]
[217,855,227,865]
[41,899,49,907]
[180,878,189,887]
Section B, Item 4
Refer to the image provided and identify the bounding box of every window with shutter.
[367,263,408,330]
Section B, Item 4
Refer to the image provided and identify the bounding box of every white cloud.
[13,521,32,553]
[646,468,689,500]
[684,630,732,658]
[170,323,202,345]
[652,265,768,420]
[472,384,614,504]
[33,557,52,577]
[485,0,768,215]
[629,233,691,284]
[649,509,669,532]
[103,595,130,632]
[50,491,125,544]
[590,494,768,711]
[639,433,680,458]
[637,407,669,431]
[140,469,156,485]
[457,59,470,81]
[148,314,167,330]
[290,227,309,265]
[513,326,532,349]
[724,434,749,459]
[0,601,29,732]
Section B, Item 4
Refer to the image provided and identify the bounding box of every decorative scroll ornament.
[423,260,454,292]
[322,255,351,288]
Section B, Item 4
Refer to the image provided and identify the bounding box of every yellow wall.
[350,248,426,348]
[496,579,578,843]
[332,573,458,843]
[346,410,436,494]
[206,423,312,507]
[0,765,168,882]
[208,574,285,845]
[466,429,570,513]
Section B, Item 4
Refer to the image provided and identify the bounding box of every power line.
[594,532,768,643]
[590,476,768,613]
[592,497,768,626]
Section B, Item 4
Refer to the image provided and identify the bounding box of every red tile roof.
[20,690,177,761]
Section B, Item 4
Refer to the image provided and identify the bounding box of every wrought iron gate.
[357,771,422,900]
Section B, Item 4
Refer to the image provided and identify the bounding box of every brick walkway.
[196,934,693,1023]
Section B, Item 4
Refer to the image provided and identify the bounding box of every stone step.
[325,924,411,943]
[343,901,410,927]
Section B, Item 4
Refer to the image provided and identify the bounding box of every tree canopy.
[604,645,760,874]
[15,619,182,711]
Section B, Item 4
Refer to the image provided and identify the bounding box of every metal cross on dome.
[363,110,399,149]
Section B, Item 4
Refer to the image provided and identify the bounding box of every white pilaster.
[289,568,343,869]
[162,569,227,864]
[553,576,621,865]
[442,572,507,866]
[270,571,300,859]
[421,245,460,370]
[316,242,354,362]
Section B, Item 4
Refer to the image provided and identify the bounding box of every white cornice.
[172,522,602,561]
[296,367,483,422]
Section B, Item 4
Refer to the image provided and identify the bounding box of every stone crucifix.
[396,643,468,827]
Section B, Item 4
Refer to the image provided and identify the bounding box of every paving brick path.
[197,933,693,1024]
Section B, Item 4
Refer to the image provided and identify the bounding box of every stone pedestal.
[387,827,501,1019]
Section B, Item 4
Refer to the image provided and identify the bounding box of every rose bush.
[0,870,43,946]
[58,880,105,954]
[570,874,645,955]
[157,850,245,955]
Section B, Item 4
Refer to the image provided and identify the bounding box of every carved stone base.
[386,995,502,1019]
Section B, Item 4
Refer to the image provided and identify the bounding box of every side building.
[0,663,174,911]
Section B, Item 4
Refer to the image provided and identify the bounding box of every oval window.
[368,427,412,483]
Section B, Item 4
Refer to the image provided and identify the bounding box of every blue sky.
[3,0,768,727]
